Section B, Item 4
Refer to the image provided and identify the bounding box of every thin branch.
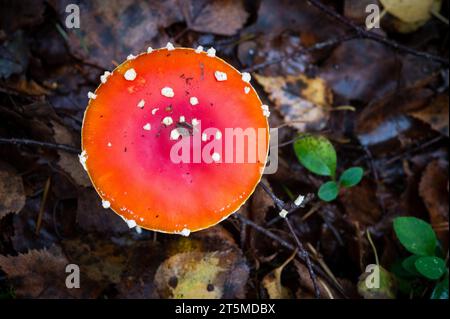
[307,0,449,66]
[236,213,347,298]
[243,34,357,72]
[0,138,80,154]
[258,182,321,298]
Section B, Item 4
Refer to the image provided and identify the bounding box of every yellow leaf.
[262,250,297,299]
[380,0,436,23]
[254,73,332,132]
[155,250,248,299]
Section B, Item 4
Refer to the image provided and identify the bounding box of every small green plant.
[393,216,449,299]
[293,135,363,201]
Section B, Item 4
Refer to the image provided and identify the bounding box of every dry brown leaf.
[419,160,449,251]
[51,120,90,187]
[154,250,249,299]
[340,179,383,227]
[409,94,449,136]
[62,236,128,284]
[76,187,129,234]
[254,73,332,132]
[0,161,25,219]
[0,246,98,298]
[320,39,400,104]
[50,0,183,68]
[262,250,297,299]
[182,0,248,36]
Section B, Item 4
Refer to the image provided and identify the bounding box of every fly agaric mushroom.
[81,44,269,235]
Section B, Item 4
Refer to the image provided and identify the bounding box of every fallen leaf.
[254,73,332,132]
[409,94,449,136]
[0,31,29,79]
[154,250,249,299]
[238,0,345,74]
[62,236,128,284]
[419,160,449,251]
[320,39,399,104]
[116,241,165,299]
[344,0,379,23]
[182,0,248,36]
[250,178,275,224]
[50,0,183,68]
[51,120,90,187]
[380,0,435,23]
[262,250,296,299]
[0,246,98,298]
[357,265,397,299]
[356,87,434,136]
[76,187,129,234]
[0,161,25,219]
[340,179,383,227]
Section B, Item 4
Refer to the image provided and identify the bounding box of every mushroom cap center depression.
[82,48,269,233]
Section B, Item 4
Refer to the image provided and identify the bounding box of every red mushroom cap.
[81,45,269,234]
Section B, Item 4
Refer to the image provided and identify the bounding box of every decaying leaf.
[357,265,397,299]
[340,179,383,227]
[254,73,332,131]
[380,0,436,23]
[409,94,449,136]
[62,236,129,285]
[76,187,129,234]
[250,178,275,224]
[419,160,449,251]
[51,120,90,187]
[0,246,98,298]
[0,161,25,219]
[320,39,399,104]
[154,250,249,299]
[262,250,296,299]
[181,0,248,36]
[50,0,183,68]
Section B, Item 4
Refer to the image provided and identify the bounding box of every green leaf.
[393,217,436,256]
[431,273,449,299]
[293,135,337,177]
[401,255,420,276]
[339,167,364,187]
[318,181,339,202]
[415,256,446,280]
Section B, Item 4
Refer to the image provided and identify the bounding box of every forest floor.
[0,0,448,299]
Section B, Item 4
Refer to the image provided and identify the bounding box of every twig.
[0,138,79,154]
[236,213,347,298]
[258,182,321,298]
[307,0,449,66]
[383,135,444,165]
[243,34,357,72]
[36,177,51,235]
